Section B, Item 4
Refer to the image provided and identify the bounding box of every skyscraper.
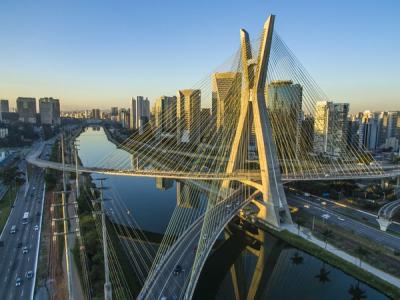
[154,96,177,139]
[91,109,101,119]
[16,97,37,124]
[266,80,303,158]
[39,97,61,125]
[119,108,130,128]
[0,100,9,122]
[378,111,400,147]
[357,111,380,151]
[313,101,349,157]
[111,107,118,121]
[211,72,241,130]
[177,89,201,144]
[0,100,9,113]
[130,96,151,133]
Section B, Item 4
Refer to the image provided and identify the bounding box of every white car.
[321,214,330,220]
[303,204,310,209]
[338,217,345,221]
[34,225,39,231]
[321,201,327,205]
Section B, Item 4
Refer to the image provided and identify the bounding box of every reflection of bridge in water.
[28,14,399,300]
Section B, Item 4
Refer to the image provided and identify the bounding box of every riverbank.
[259,222,400,299]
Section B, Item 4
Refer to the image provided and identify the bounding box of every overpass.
[377,199,400,231]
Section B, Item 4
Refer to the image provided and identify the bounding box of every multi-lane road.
[287,193,400,250]
[0,164,45,299]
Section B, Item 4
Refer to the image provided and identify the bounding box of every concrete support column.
[381,178,386,189]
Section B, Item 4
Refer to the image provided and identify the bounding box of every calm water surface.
[77,127,389,300]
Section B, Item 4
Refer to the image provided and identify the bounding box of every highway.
[0,166,45,300]
[287,193,400,250]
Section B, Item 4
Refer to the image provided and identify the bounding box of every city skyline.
[0,0,399,112]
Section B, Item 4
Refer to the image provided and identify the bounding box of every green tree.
[355,246,369,268]
[295,217,306,235]
[321,229,334,249]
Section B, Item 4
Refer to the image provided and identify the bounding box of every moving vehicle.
[173,265,183,276]
[321,214,330,220]
[22,212,29,224]
[22,246,28,254]
[34,225,39,231]
[10,225,17,234]
[25,271,33,279]
[304,192,310,197]
[15,277,22,287]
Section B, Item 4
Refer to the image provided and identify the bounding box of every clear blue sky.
[0,0,399,112]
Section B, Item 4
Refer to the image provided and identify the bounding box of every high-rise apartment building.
[357,111,380,151]
[211,72,241,130]
[313,101,349,157]
[0,100,9,113]
[378,111,400,147]
[91,109,101,119]
[266,80,303,158]
[131,96,150,133]
[154,96,177,139]
[111,107,118,121]
[177,89,201,144]
[39,97,61,125]
[16,97,37,123]
[200,108,212,141]
[119,108,130,128]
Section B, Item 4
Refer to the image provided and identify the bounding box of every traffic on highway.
[0,165,45,300]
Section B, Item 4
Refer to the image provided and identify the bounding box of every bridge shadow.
[193,218,286,300]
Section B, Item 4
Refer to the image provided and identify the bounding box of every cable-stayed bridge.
[28,14,399,300]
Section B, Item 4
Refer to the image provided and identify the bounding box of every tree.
[321,229,334,249]
[354,246,369,268]
[295,217,306,235]
[1,166,18,185]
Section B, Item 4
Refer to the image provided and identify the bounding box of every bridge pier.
[381,178,387,189]
[377,217,391,231]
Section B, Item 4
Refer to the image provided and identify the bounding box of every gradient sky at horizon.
[0,0,399,112]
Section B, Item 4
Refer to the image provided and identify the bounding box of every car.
[34,225,39,231]
[303,204,310,208]
[173,265,183,276]
[321,214,330,220]
[338,217,345,221]
[25,271,33,279]
[15,277,22,287]
[22,246,28,254]
[17,242,22,248]
[36,212,41,217]
[321,201,327,205]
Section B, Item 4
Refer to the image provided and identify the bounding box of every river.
[77,126,388,300]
